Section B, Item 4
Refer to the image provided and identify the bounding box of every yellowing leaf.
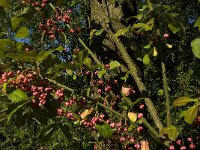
[89,29,97,39]
[80,108,93,119]
[151,47,158,57]
[15,26,29,38]
[160,125,179,141]
[128,112,137,123]
[166,43,173,48]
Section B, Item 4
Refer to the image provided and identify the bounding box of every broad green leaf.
[168,24,180,34]
[194,16,200,31]
[184,105,198,124]
[143,54,150,65]
[114,26,130,37]
[15,26,29,38]
[109,61,121,69]
[83,57,92,67]
[8,89,29,102]
[96,123,112,139]
[128,112,137,123]
[191,38,200,59]
[98,70,106,79]
[173,97,197,107]
[160,125,179,141]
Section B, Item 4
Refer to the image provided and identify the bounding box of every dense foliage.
[0,0,200,149]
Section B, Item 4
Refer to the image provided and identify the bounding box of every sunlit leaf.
[98,70,106,79]
[184,105,198,124]
[8,89,29,102]
[194,16,200,31]
[109,61,121,69]
[191,38,200,59]
[173,97,197,107]
[128,112,137,123]
[143,54,150,65]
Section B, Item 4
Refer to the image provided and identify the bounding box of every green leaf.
[144,42,152,49]
[160,125,179,141]
[173,97,197,107]
[179,110,187,119]
[191,38,200,59]
[158,89,164,96]
[128,112,137,123]
[83,57,92,67]
[194,16,200,31]
[168,24,180,34]
[8,89,29,102]
[96,123,112,139]
[95,29,104,36]
[37,50,54,64]
[184,105,198,124]
[143,54,150,65]
[98,70,106,79]
[109,61,121,69]
[15,26,29,38]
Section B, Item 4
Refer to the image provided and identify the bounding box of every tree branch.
[106,29,164,130]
